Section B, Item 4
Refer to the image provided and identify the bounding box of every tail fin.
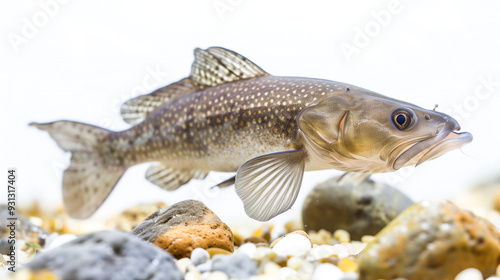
[30,121,127,219]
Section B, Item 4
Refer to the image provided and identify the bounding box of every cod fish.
[31,47,472,221]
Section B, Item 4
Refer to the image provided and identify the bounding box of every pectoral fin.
[235,150,306,221]
[146,164,207,191]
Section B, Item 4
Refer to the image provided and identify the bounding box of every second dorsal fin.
[120,47,270,124]
[120,78,198,124]
[190,47,269,88]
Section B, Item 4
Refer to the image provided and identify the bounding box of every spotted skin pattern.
[103,76,347,172]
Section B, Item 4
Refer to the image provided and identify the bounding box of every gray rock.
[26,230,183,280]
[211,253,257,279]
[302,175,413,240]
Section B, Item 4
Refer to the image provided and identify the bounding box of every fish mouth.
[392,122,473,170]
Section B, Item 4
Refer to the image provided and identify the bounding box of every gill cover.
[297,96,354,165]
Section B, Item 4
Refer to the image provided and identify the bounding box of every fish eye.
[392,109,413,130]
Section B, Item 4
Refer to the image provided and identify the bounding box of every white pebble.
[272,234,312,257]
[191,248,210,266]
[176,257,194,273]
[237,242,257,258]
[454,268,483,280]
[308,244,350,260]
[254,247,276,261]
[287,257,303,270]
[249,275,277,280]
[206,271,229,280]
[279,267,299,279]
[185,270,202,280]
[486,277,500,280]
[263,261,281,277]
[312,263,344,280]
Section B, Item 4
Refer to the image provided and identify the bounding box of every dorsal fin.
[190,47,269,89]
[120,78,197,124]
[120,47,269,124]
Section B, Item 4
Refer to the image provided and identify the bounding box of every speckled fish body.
[31,47,472,221]
[107,76,346,172]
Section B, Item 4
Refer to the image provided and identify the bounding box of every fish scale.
[31,47,472,220]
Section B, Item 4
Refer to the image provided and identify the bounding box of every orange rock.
[358,200,500,280]
[131,200,233,259]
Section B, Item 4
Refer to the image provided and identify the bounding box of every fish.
[31,47,472,221]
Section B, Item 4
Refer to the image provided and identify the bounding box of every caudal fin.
[30,121,126,219]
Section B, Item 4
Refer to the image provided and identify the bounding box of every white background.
[1,0,499,229]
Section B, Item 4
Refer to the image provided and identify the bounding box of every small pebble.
[176,258,194,273]
[454,268,483,280]
[207,247,232,258]
[211,253,258,279]
[191,248,210,266]
[243,236,269,247]
[338,258,357,273]
[237,243,257,259]
[196,260,212,273]
[309,229,333,245]
[487,277,500,280]
[333,229,350,243]
[185,270,202,280]
[271,233,312,257]
[263,261,281,277]
[360,235,375,244]
[254,247,277,261]
[312,263,344,280]
[287,257,303,270]
[206,271,229,280]
[309,244,350,260]
[279,267,299,279]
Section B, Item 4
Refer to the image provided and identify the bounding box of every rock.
[237,242,257,258]
[191,247,210,266]
[131,200,234,259]
[242,236,269,247]
[25,230,183,280]
[454,268,483,280]
[302,176,413,240]
[211,253,258,279]
[358,200,500,280]
[312,263,344,280]
[279,267,299,279]
[270,230,312,257]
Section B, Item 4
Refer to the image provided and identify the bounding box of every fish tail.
[30,121,126,219]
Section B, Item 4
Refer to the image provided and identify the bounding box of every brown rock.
[131,200,233,259]
[358,200,500,280]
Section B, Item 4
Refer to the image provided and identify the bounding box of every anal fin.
[235,150,306,221]
[146,163,207,191]
[337,172,371,186]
